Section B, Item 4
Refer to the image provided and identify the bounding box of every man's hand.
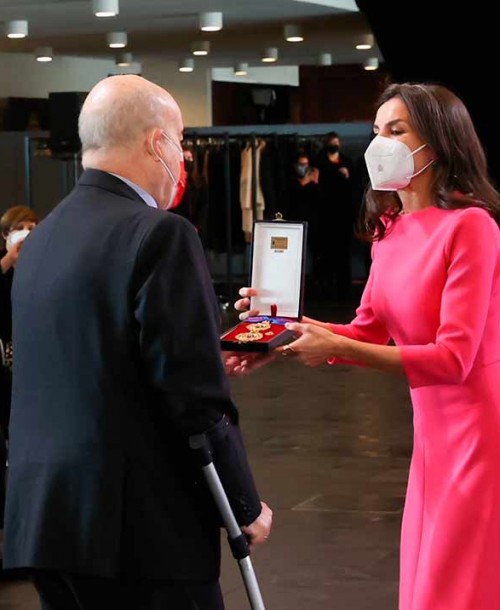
[242,501,273,550]
[223,351,276,376]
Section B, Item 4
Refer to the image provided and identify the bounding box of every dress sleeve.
[327,253,391,366]
[401,208,499,388]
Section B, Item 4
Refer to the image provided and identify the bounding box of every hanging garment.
[240,141,265,236]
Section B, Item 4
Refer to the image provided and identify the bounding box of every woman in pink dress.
[232,83,500,609]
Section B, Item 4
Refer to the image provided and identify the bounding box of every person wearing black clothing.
[288,153,321,284]
[316,132,354,301]
[172,146,209,237]
[0,206,37,430]
[0,206,37,537]
[3,75,272,610]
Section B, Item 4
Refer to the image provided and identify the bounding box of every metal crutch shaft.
[190,433,266,610]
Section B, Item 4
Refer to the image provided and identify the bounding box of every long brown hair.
[360,83,500,241]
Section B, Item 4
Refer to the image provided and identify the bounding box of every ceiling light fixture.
[116,52,133,67]
[6,20,28,39]
[191,41,210,56]
[363,57,379,71]
[199,12,223,32]
[107,31,127,48]
[234,63,248,76]
[179,58,195,73]
[318,52,332,66]
[261,47,278,63]
[284,24,304,42]
[35,46,53,63]
[93,0,119,18]
[355,33,374,50]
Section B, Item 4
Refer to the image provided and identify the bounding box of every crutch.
[189,433,266,610]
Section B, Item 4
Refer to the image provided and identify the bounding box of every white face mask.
[6,229,31,252]
[364,135,434,191]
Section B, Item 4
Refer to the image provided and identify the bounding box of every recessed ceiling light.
[355,34,374,50]
[199,12,223,32]
[179,58,195,73]
[35,47,53,62]
[191,41,211,56]
[284,24,304,42]
[363,57,379,71]
[234,63,249,76]
[116,52,133,67]
[107,31,127,49]
[318,53,332,66]
[262,47,278,63]
[6,20,28,39]
[93,0,119,18]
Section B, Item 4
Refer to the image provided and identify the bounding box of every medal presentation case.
[221,218,307,352]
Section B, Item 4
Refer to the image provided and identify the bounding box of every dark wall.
[356,0,500,184]
[212,82,294,125]
[212,65,389,126]
[298,64,389,123]
[1,97,49,131]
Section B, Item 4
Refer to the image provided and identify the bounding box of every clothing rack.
[183,125,372,299]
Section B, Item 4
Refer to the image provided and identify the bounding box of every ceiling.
[0,0,380,67]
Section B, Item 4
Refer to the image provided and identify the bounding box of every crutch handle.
[189,432,213,467]
[228,532,250,560]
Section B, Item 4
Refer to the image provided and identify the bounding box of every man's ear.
[148,128,161,160]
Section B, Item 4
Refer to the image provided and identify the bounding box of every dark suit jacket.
[3,170,261,580]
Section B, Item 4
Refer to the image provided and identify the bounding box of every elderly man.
[3,75,271,610]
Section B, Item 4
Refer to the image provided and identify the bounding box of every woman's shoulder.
[446,205,498,232]
[443,206,500,256]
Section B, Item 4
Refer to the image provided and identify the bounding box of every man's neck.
[83,151,152,194]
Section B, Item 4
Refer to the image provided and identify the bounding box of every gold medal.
[247,321,271,332]
[235,331,263,343]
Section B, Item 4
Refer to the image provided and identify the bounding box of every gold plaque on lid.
[271,236,288,250]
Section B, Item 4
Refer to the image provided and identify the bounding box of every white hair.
[79,77,172,152]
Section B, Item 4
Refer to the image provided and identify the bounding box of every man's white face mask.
[150,131,186,210]
[364,135,434,191]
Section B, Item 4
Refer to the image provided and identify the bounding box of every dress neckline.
[398,205,440,217]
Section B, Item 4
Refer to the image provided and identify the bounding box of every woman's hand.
[234,287,260,321]
[1,243,22,274]
[277,322,349,367]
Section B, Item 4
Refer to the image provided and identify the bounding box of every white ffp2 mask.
[364,135,433,191]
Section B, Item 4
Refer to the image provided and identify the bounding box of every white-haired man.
[3,75,272,610]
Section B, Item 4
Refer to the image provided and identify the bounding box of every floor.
[0,300,413,609]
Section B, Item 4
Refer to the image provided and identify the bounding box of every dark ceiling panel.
[356,0,500,182]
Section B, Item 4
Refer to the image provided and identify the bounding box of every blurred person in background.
[316,132,354,302]
[0,205,37,558]
[288,151,321,291]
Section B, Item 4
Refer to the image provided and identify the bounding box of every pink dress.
[330,206,500,610]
